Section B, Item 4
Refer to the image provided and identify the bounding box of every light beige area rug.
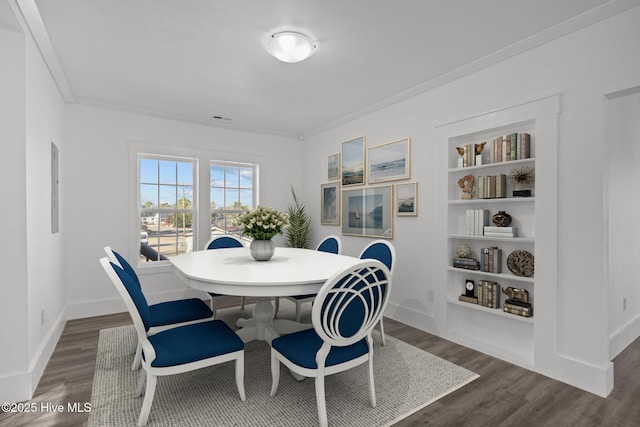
[89,301,478,426]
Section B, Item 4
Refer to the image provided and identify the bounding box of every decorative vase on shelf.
[492,211,512,227]
[250,239,275,261]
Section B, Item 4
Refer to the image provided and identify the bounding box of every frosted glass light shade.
[267,31,317,63]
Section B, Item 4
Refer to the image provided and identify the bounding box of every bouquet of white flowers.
[236,206,289,240]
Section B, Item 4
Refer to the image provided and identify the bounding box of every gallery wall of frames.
[320,135,418,239]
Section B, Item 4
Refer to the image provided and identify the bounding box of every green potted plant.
[286,186,311,249]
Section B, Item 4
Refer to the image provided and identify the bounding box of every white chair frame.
[358,240,396,346]
[104,246,213,370]
[100,257,245,426]
[280,235,342,321]
[270,259,390,427]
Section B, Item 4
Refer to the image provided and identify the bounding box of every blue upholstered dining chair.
[279,235,342,322]
[204,234,247,314]
[104,247,214,370]
[100,257,245,426]
[270,259,391,427]
[358,240,396,346]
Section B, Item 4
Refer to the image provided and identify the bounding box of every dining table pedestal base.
[235,297,312,344]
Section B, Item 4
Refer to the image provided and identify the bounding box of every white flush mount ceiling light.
[267,31,317,63]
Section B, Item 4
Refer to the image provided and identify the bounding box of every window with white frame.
[138,155,196,262]
[210,161,257,241]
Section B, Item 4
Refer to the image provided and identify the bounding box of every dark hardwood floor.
[2,298,639,427]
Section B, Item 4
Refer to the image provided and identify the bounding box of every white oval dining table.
[170,247,363,344]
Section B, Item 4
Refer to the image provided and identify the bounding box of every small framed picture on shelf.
[327,153,340,181]
[320,182,340,225]
[395,182,417,216]
[367,137,411,184]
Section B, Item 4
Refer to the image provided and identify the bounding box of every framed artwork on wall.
[320,182,340,225]
[367,137,411,184]
[341,185,393,238]
[327,153,340,181]
[341,136,365,186]
[396,182,418,216]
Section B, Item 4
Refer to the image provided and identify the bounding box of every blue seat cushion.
[147,320,244,367]
[149,298,213,327]
[271,328,369,370]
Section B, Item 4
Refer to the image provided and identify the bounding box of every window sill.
[136,261,174,275]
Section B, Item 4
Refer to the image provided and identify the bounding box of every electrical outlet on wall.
[427,289,435,303]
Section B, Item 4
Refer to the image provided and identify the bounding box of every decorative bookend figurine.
[457,174,475,200]
[456,142,486,168]
[509,166,535,197]
[502,286,529,303]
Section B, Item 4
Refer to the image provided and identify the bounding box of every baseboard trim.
[65,288,210,320]
[29,308,66,395]
[386,302,614,398]
[555,353,614,397]
[609,313,640,358]
[0,307,67,403]
[386,302,437,335]
[0,371,31,403]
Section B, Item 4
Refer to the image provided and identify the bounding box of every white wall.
[24,25,66,393]
[0,25,30,402]
[302,6,640,396]
[61,105,302,318]
[0,10,65,401]
[607,89,640,357]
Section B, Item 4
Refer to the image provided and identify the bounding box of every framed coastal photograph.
[396,182,418,216]
[367,137,411,184]
[327,153,340,181]
[341,136,365,186]
[341,186,393,238]
[320,182,340,225]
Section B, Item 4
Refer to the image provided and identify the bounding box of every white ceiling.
[14,0,635,138]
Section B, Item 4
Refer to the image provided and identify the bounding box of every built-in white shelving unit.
[435,96,559,378]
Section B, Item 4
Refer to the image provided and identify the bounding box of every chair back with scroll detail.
[270,259,390,427]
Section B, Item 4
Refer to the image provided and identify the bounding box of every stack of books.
[503,299,533,317]
[458,294,478,304]
[476,174,507,199]
[466,209,489,236]
[480,247,502,273]
[483,226,517,238]
[453,257,480,270]
[488,133,531,163]
[478,281,500,308]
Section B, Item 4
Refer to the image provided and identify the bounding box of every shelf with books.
[447,298,534,324]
